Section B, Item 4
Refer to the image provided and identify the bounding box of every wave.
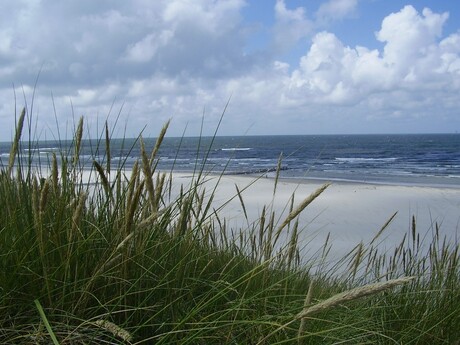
[335,157,398,163]
[23,147,60,152]
[221,147,251,151]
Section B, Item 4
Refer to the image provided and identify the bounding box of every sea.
[1,134,459,188]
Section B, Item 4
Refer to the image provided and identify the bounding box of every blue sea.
[1,134,459,188]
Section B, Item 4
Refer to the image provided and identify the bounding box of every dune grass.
[0,108,459,344]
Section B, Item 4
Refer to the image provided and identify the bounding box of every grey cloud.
[315,0,359,24]
[0,0,257,90]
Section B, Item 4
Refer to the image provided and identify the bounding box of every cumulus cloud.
[377,6,448,71]
[273,0,313,53]
[284,5,460,112]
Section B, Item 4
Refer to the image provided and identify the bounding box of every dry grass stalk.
[71,192,87,235]
[321,232,331,261]
[7,107,26,176]
[126,161,139,206]
[195,188,206,219]
[140,137,155,210]
[125,180,145,235]
[120,162,138,228]
[93,160,111,198]
[105,121,111,175]
[288,193,295,215]
[350,241,364,280]
[298,280,314,342]
[264,210,276,260]
[273,153,283,196]
[153,172,166,211]
[274,183,330,244]
[287,219,299,267]
[370,211,398,246]
[114,233,135,253]
[137,205,170,229]
[235,184,248,222]
[39,179,50,220]
[51,152,59,193]
[297,276,415,319]
[258,206,266,252]
[149,120,170,166]
[110,208,168,264]
[93,320,133,342]
[100,253,122,273]
[285,193,295,234]
[116,170,122,204]
[32,177,40,228]
[60,159,69,187]
[31,177,53,303]
[175,195,191,237]
[73,116,84,167]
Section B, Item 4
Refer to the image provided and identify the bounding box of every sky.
[1,0,459,139]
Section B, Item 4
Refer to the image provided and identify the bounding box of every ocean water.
[1,134,459,187]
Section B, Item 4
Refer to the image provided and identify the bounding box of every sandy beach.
[82,168,459,260]
[172,172,460,260]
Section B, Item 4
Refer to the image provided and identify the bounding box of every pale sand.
[172,173,460,259]
[82,169,460,260]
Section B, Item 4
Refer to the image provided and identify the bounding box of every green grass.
[0,108,459,344]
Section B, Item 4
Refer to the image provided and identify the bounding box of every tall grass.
[0,108,458,344]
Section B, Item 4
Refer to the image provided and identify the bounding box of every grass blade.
[34,299,60,345]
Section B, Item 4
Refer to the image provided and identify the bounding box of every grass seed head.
[93,320,133,342]
[7,107,26,176]
[73,116,84,167]
[297,276,415,319]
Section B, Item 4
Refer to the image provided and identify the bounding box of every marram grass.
[0,108,459,344]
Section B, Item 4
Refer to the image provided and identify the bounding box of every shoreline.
[255,175,460,190]
[241,171,460,190]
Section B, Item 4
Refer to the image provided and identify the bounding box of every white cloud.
[284,5,460,114]
[273,0,312,53]
[439,33,460,74]
[376,6,449,68]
